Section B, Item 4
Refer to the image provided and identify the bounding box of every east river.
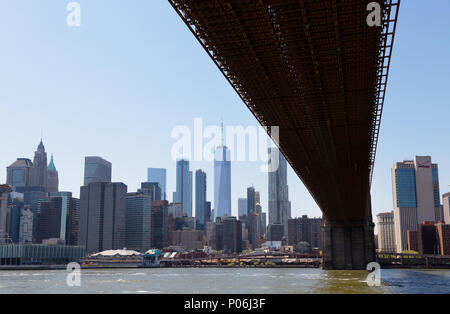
[0,268,449,294]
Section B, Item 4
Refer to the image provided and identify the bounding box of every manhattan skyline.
[1,1,449,223]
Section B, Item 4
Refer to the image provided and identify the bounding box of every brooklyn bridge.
[169,0,400,269]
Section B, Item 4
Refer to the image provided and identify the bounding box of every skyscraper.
[139,182,162,201]
[78,182,127,253]
[49,191,78,245]
[195,170,207,231]
[31,140,48,189]
[6,158,33,189]
[46,155,59,193]
[174,159,192,217]
[83,156,112,185]
[268,148,291,236]
[147,168,167,200]
[126,193,152,252]
[214,145,231,219]
[376,211,396,252]
[238,198,247,218]
[247,187,255,216]
[443,192,450,224]
[392,156,443,252]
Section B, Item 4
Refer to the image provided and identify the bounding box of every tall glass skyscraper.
[214,145,231,219]
[392,156,443,252]
[195,170,207,230]
[175,159,193,217]
[147,168,167,200]
[268,148,291,236]
[83,156,112,185]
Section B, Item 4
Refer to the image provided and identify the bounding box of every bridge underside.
[170,0,399,269]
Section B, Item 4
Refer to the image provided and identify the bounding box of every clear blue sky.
[1,1,449,223]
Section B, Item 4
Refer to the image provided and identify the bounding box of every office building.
[392,156,442,252]
[37,197,63,243]
[238,198,247,218]
[83,156,112,185]
[418,222,439,255]
[195,170,207,231]
[376,211,396,252]
[214,144,231,219]
[437,223,450,256]
[19,206,34,243]
[268,223,284,242]
[268,148,291,236]
[174,159,192,217]
[147,168,167,200]
[126,193,152,252]
[287,216,322,252]
[247,187,255,216]
[0,185,12,242]
[78,182,127,253]
[407,230,418,252]
[6,158,33,189]
[46,155,59,193]
[443,192,450,224]
[261,212,267,237]
[30,140,48,190]
[222,216,242,254]
[172,229,205,251]
[139,182,162,201]
[249,211,261,249]
[151,200,169,249]
[49,192,79,245]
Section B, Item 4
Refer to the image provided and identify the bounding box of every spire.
[37,138,45,152]
[221,118,225,146]
[47,154,57,172]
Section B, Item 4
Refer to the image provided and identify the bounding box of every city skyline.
[1,1,450,225]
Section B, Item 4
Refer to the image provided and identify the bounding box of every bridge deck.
[169,0,399,222]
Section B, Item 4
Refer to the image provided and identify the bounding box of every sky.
[0,1,449,225]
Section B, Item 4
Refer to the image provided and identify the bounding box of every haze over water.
[0,268,449,294]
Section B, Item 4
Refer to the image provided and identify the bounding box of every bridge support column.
[322,219,375,270]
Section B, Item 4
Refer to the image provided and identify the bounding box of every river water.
[0,268,449,294]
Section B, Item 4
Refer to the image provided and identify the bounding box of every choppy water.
[0,268,449,294]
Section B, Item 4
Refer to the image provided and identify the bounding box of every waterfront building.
[287,216,322,252]
[376,211,396,252]
[83,156,112,185]
[0,185,12,242]
[222,216,242,254]
[19,206,34,243]
[418,222,439,255]
[126,193,152,252]
[213,218,224,251]
[172,229,205,251]
[151,200,169,249]
[174,159,193,217]
[78,182,127,253]
[147,168,167,200]
[48,192,79,245]
[0,244,85,266]
[46,155,59,193]
[268,148,291,236]
[6,158,33,189]
[8,196,24,243]
[407,230,419,252]
[437,223,450,255]
[392,156,443,252]
[268,223,284,242]
[37,197,63,243]
[195,170,207,231]
[214,145,231,219]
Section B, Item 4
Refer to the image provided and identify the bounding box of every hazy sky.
[1,1,449,223]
